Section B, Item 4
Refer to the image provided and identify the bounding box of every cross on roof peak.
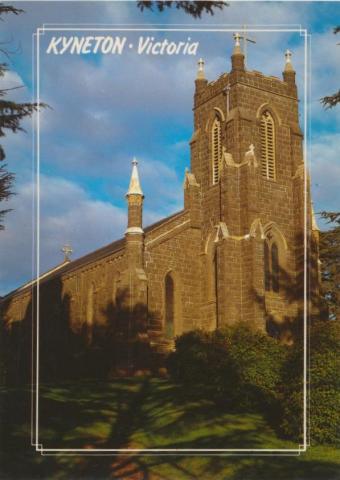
[61,244,73,262]
[233,32,241,47]
[239,26,256,68]
[196,57,206,80]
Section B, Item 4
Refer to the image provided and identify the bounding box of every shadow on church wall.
[0,279,161,387]
[254,232,327,344]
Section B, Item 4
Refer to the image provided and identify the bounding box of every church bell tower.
[187,33,314,342]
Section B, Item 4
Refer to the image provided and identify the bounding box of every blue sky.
[0,1,339,295]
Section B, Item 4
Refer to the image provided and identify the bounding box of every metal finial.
[285,49,292,63]
[127,157,143,196]
[197,58,205,80]
[240,25,256,68]
[61,244,73,262]
[233,32,241,47]
[284,49,294,72]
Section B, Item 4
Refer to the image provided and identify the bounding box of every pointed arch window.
[212,115,222,185]
[112,271,121,305]
[165,273,175,339]
[264,241,271,291]
[260,111,276,180]
[86,283,94,326]
[212,249,218,302]
[264,241,280,293]
[271,243,279,292]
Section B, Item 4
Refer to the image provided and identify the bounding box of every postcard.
[0,1,339,479]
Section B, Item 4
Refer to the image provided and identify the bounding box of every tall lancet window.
[264,240,280,293]
[85,283,95,344]
[260,111,276,180]
[264,241,271,291]
[212,115,222,185]
[86,283,94,326]
[165,273,175,339]
[271,243,280,293]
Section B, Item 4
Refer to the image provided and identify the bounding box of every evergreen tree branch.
[319,211,340,224]
[0,162,14,230]
[0,62,8,76]
[319,211,340,320]
[0,101,46,144]
[321,90,340,109]
[0,3,24,18]
[137,1,227,18]
[321,27,339,108]
[0,5,46,229]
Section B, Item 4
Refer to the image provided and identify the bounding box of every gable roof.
[1,209,185,301]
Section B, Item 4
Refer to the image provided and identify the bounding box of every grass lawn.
[0,377,339,479]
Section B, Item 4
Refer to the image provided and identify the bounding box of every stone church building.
[1,36,320,370]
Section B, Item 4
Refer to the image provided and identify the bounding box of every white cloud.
[311,133,340,214]
[0,170,183,295]
[1,1,339,295]
[0,175,127,295]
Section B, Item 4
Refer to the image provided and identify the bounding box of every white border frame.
[32,24,310,455]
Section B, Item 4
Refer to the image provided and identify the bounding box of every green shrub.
[168,320,340,445]
[166,329,234,391]
[225,324,287,410]
[281,320,340,445]
[310,321,340,445]
[167,323,287,414]
[280,342,304,441]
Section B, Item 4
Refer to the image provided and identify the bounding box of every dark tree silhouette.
[137,1,227,18]
[319,211,340,320]
[321,26,340,109]
[0,4,43,229]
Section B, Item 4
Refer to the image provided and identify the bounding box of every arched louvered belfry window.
[271,243,280,292]
[264,241,271,291]
[165,273,175,339]
[212,115,222,185]
[260,111,276,180]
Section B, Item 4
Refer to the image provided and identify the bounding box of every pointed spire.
[231,32,245,72]
[197,58,205,80]
[283,49,296,85]
[126,157,143,197]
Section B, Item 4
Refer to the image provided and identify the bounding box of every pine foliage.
[137,1,227,18]
[321,26,340,108]
[0,4,42,229]
[319,212,340,320]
